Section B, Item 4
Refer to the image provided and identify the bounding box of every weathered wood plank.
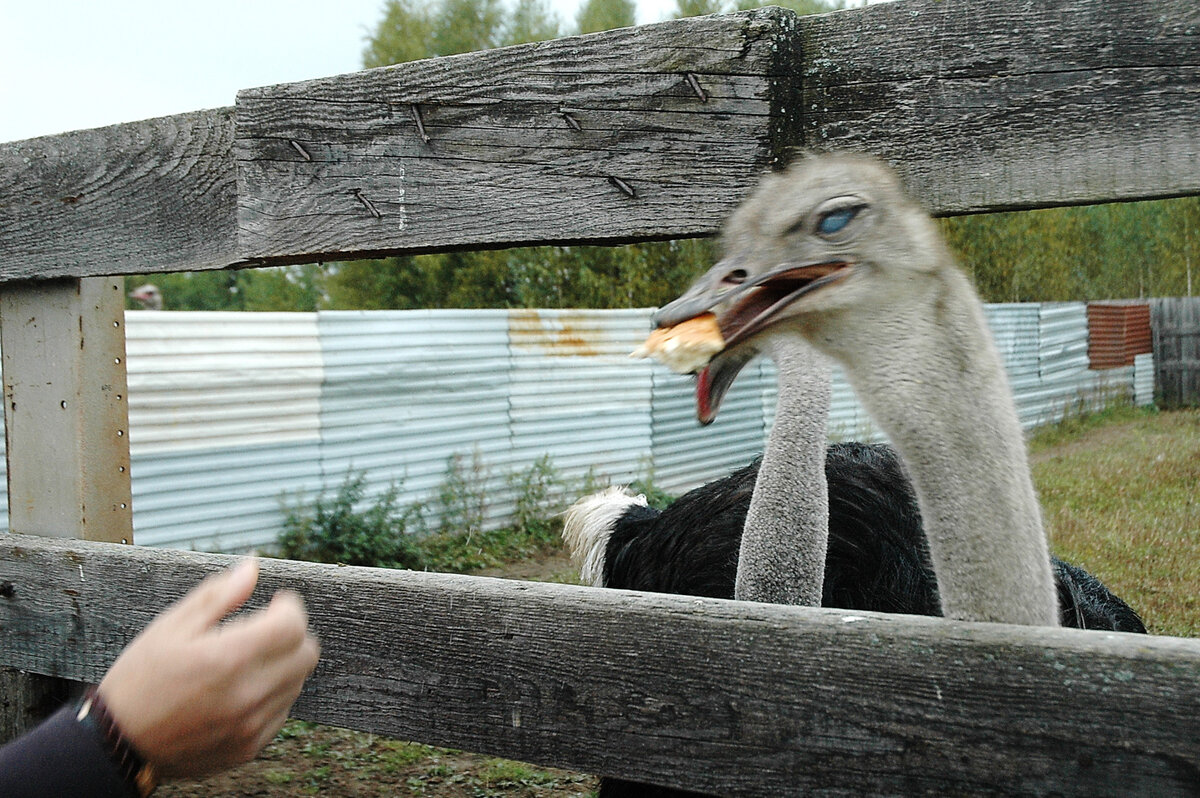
[234,8,802,263]
[1,535,1197,797]
[799,0,1200,213]
[0,279,134,542]
[1,2,1197,280]
[0,108,238,281]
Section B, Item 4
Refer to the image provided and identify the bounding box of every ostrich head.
[656,153,955,423]
[129,283,163,311]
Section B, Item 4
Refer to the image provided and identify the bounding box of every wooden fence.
[1,1,1198,795]
[1152,297,1200,406]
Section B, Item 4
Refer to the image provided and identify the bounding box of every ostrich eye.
[817,206,860,236]
[721,269,748,286]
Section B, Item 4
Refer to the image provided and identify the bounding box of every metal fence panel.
[508,309,653,499]
[317,310,513,532]
[651,357,770,495]
[124,312,323,549]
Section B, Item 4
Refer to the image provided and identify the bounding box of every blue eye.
[817,207,859,236]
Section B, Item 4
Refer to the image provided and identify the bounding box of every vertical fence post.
[0,276,134,739]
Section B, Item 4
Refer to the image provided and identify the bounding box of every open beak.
[654,258,853,424]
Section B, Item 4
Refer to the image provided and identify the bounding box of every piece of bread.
[630,312,725,374]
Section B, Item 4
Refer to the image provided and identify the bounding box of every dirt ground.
[159,551,599,798]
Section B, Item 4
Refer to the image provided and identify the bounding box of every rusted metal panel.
[1088,301,1152,369]
[509,309,652,498]
[0,303,1153,550]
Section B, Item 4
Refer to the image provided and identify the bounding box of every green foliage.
[128,265,324,312]
[576,0,636,33]
[509,454,564,540]
[507,0,563,44]
[626,459,676,510]
[278,470,426,569]
[362,0,435,67]
[436,449,490,537]
[941,196,1200,302]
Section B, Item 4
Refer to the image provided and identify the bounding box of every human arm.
[0,558,320,795]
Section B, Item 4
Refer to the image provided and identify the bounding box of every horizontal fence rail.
[2,533,1198,797]
[2,0,1198,282]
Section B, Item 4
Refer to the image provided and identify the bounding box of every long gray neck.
[734,331,831,606]
[814,268,1058,626]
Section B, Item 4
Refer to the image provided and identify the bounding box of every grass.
[1029,404,1199,637]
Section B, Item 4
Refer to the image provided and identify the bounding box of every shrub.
[279,470,426,569]
[509,454,563,543]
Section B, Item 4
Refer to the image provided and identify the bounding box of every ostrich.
[567,152,1145,795]
[566,152,1144,628]
[128,283,162,310]
[659,152,1060,625]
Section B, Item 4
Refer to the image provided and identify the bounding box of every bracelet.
[75,686,159,798]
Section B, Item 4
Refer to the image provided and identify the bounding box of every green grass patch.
[1030,407,1199,637]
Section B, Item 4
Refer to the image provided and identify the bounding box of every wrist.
[76,686,159,798]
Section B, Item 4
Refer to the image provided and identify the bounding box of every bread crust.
[630,312,725,374]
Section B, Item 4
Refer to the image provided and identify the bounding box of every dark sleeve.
[0,705,135,798]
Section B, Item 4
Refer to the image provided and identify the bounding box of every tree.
[575,0,636,34]
[506,0,562,45]
[363,0,435,68]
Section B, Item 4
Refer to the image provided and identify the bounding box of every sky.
[0,0,690,142]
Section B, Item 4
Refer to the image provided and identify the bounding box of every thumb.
[169,558,260,634]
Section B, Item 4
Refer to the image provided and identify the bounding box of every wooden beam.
[233,8,801,263]
[0,108,239,281]
[0,279,134,542]
[0,1,1197,282]
[1,535,1197,797]
[800,0,1200,214]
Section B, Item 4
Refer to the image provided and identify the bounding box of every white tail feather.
[562,487,647,586]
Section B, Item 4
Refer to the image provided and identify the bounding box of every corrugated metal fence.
[0,304,1156,552]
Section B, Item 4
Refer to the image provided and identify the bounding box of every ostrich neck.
[817,271,1058,625]
[734,331,831,606]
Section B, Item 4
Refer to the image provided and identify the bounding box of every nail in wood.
[608,176,636,198]
[289,140,313,161]
[353,189,383,219]
[685,73,708,103]
[411,104,431,144]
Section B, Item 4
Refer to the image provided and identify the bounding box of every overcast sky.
[0,0,707,142]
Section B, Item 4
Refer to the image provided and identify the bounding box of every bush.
[509,454,563,543]
[279,470,426,569]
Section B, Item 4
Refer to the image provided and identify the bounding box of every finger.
[168,558,260,634]
[217,590,312,662]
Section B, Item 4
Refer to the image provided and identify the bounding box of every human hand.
[98,559,320,779]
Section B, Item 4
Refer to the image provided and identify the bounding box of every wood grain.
[0,279,134,542]
[0,108,239,281]
[1,534,1197,796]
[0,1,1196,279]
[234,8,801,263]
[798,0,1200,214]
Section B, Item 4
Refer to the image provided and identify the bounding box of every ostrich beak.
[654,257,853,424]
